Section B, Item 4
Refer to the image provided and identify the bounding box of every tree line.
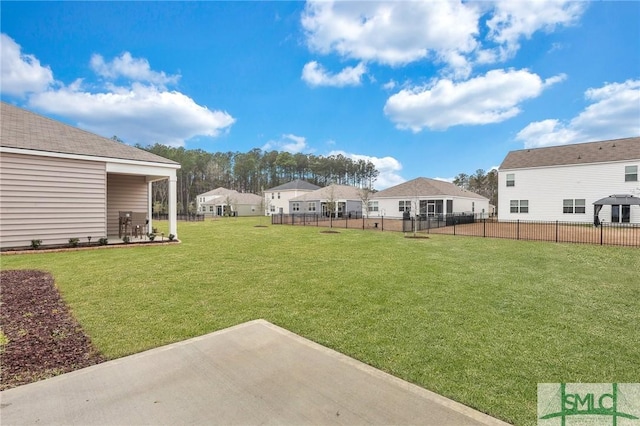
[139,144,379,214]
[452,169,498,207]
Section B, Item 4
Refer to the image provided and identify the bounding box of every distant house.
[370,177,489,219]
[0,102,180,249]
[498,137,640,223]
[289,184,363,217]
[196,187,261,217]
[264,179,320,215]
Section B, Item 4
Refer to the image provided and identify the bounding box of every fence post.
[483,218,486,237]
[600,223,603,245]
[453,217,456,235]
[381,216,384,232]
[517,220,520,240]
[330,214,333,228]
[556,220,558,243]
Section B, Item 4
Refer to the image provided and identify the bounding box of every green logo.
[538,383,639,425]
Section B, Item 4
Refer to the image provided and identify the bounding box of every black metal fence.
[273,212,639,247]
[152,213,205,221]
[402,214,476,232]
[424,216,640,247]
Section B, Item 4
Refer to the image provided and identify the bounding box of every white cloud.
[516,79,640,148]
[302,0,479,75]
[2,35,235,147]
[484,1,586,62]
[0,34,54,97]
[301,1,586,78]
[301,61,366,87]
[328,150,405,190]
[382,80,396,90]
[384,69,565,132]
[262,134,310,154]
[90,52,180,86]
[29,83,235,147]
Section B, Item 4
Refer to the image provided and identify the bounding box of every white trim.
[0,146,180,170]
[106,162,176,178]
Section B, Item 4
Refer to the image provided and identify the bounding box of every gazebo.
[593,194,640,226]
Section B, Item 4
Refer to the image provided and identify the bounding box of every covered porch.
[106,161,179,243]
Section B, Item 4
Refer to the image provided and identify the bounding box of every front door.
[216,205,223,216]
[611,204,631,223]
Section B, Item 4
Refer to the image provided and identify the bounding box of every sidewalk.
[1,319,511,425]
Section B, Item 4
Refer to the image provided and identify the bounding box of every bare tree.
[358,187,374,218]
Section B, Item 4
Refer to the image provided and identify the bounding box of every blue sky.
[2,1,639,189]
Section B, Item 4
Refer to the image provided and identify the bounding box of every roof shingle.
[373,177,487,200]
[0,102,178,165]
[500,137,640,170]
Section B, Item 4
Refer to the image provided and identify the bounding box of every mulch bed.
[0,270,105,391]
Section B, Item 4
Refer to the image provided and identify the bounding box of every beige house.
[196,187,262,217]
[0,102,180,249]
[289,184,363,217]
[371,177,489,219]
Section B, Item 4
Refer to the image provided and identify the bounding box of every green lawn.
[2,217,638,425]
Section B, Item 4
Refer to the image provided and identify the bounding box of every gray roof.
[291,184,362,201]
[198,187,237,197]
[201,189,261,205]
[500,137,640,170]
[373,177,487,200]
[266,179,321,192]
[0,102,178,165]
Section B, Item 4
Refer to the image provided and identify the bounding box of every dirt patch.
[254,225,268,228]
[0,270,105,390]
[404,235,430,239]
[320,230,340,234]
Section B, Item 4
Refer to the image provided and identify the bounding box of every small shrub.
[87,236,92,244]
[147,233,156,241]
[152,227,158,234]
[168,234,175,241]
[98,237,108,246]
[68,238,80,248]
[122,236,131,244]
[30,239,43,250]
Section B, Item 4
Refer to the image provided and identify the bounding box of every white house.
[288,184,363,217]
[498,137,640,224]
[264,179,320,215]
[196,187,261,217]
[370,177,489,219]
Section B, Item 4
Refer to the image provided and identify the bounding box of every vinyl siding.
[369,197,489,218]
[498,160,640,223]
[106,174,148,237]
[0,152,106,248]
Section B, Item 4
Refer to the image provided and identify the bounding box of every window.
[278,192,281,199]
[209,206,214,212]
[472,202,475,213]
[399,200,411,212]
[271,193,274,199]
[270,205,275,212]
[368,201,379,212]
[563,199,586,214]
[625,165,638,182]
[292,202,300,212]
[510,200,528,213]
[307,202,316,212]
[506,173,515,187]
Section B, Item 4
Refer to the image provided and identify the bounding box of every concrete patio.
[0,320,510,425]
